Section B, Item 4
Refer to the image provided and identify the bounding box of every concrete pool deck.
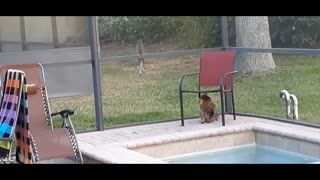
[75,115,320,164]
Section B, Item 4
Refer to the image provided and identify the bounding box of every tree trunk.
[235,16,275,74]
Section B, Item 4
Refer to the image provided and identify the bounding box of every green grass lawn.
[50,54,320,131]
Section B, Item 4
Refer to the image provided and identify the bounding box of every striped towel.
[0,69,33,164]
[0,69,23,158]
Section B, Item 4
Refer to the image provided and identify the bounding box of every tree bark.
[235,16,275,74]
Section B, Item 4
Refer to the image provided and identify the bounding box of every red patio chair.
[179,50,238,126]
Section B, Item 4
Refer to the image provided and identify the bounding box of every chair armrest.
[219,71,238,88]
[26,82,46,95]
[179,72,199,91]
[0,83,46,95]
[0,138,14,142]
[51,109,75,119]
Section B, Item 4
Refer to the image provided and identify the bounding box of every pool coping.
[79,121,320,164]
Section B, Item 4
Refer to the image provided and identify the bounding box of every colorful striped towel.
[0,69,23,159]
[0,69,33,164]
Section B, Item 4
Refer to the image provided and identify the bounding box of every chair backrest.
[199,50,236,87]
[0,64,51,131]
[1,64,43,85]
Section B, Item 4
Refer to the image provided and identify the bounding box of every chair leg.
[198,84,201,100]
[220,90,225,126]
[231,90,236,120]
[179,90,185,126]
[29,134,39,163]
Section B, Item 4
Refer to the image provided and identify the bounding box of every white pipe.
[279,90,291,119]
[290,94,298,120]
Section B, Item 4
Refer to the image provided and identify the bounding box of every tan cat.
[199,94,219,123]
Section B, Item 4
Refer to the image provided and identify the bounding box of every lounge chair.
[0,63,83,163]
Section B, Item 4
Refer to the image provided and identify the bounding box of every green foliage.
[98,16,175,44]
[226,16,320,48]
[98,16,220,49]
[98,16,320,49]
[269,16,320,48]
[167,16,220,48]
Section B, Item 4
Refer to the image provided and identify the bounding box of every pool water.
[164,144,320,164]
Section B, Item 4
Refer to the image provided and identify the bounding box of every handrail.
[290,94,298,120]
[279,90,298,120]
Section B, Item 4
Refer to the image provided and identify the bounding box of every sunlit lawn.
[50,54,320,131]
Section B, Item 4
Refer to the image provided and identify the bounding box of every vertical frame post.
[51,16,59,48]
[88,16,104,131]
[220,16,233,113]
[220,16,229,49]
[20,16,28,51]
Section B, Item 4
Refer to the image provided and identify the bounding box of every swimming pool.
[79,121,320,164]
[127,123,320,164]
[164,144,320,164]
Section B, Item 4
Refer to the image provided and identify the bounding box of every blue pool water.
[165,144,320,164]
